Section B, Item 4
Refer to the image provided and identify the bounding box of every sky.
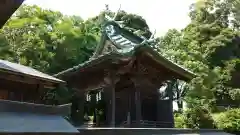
[24,0,195,36]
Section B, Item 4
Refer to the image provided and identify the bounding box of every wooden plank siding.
[0,90,8,100]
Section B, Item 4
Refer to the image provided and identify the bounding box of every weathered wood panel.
[0,90,8,100]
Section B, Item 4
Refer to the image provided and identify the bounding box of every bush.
[174,113,185,128]
[214,108,240,134]
[183,106,215,129]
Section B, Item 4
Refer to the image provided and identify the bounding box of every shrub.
[214,108,240,134]
[183,106,215,129]
[174,113,185,128]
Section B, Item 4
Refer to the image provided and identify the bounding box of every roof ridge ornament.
[113,4,122,20]
[140,29,156,45]
[104,4,122,21]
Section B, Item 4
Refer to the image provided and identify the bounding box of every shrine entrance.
[114,75,135,126]
[82,74,142,127]
[84,90,107,127]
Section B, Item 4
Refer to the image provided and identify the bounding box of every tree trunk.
[177,100,183,112]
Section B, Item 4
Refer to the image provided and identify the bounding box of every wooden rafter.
[0,70,57,89]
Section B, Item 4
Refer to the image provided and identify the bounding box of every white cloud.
[24,0,194,36]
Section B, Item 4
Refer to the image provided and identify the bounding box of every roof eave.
[0,68,65,86]
[56,46,196,81]
[135,45,196,81]
[0,0,24,28]
[0,99,71,115]
[54,52,124,78]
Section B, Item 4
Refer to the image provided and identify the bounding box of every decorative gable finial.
[113,4,122,20]
[105,4,109,11]
[104,4,122,21]
[140,29,157,44]
[149,29,156,40]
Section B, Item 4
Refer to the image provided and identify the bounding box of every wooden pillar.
[131,77,142,127]
[103,80,116,127]
[135,85,142,127]
[110,83,115,127]
[103,87,111,126]
[104,70,119,127]
[127,93,131,126]
[36,84,44,104]
[166,81,175,128]
[75,89,85,126]
[91,93,97,125]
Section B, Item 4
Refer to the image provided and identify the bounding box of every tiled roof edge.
[54,52,125,77]
[0,99,71,116]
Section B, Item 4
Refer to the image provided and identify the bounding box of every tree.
[159,0,240,109]
[0,5,99,74]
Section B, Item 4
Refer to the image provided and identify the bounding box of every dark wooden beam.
[139,52,190,81]
[0,78,38,91]
[0,71,57,89]
[103,69,120,127]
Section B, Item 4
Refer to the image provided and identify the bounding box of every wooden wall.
[0,78,41,103]
[0,90,8,100]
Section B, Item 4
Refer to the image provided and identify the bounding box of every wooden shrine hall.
[56,15,195,128]
[0,2,234,135]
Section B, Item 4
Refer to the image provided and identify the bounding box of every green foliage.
[160,0,240,110]
[43,86,74,105]
[174,113,185,128]
[183,106,215,129]
[214,108,240,133]
[159,0,240,129]
[0,5,98,74]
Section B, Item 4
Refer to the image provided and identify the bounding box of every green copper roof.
[55,44,195,80]
[55,20,196,80]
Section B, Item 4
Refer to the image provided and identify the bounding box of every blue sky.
[24,0,194,36]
